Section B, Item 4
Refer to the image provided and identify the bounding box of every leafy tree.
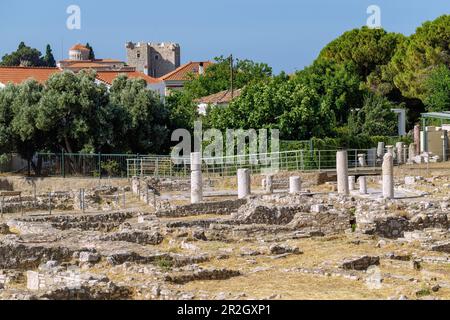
[166,90,198,132]
[0,42,44,67]
[108,75,169,154]
[184,56,272,98]
[36,71,110,154]
[206,76,335,140]
[424,65,450,112]
[42,44,56,67]
[85,43,95,60]
[291,60,364,125]
[0,84,17,155]
[348,94,398,137]
[389,15,450,100]
[10,80,46,174]
[318,27,405,79]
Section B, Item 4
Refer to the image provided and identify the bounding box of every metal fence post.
[122,188,126,208]
[61,150,65,178]
[98,153,102,180]
[82,189,85,213]
[318,150,321,172]
[19,194,23,216]
[48,192,52,215]
[33,183,37,208]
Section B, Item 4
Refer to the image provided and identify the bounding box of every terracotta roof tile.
[160,61,213,81]
[0,66,61,85]
[59,59,123,64]
[70,44,90,51]
[195,89,242,104]
[0,67,161,87]
[96,70,161,85]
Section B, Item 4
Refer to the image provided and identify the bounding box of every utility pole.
[230,54,234,99]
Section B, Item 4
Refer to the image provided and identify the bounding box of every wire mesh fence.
[36,153,151,178]
[127,148,386,179]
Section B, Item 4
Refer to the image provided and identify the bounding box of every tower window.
[137,51,141,58]
[155,55,159,60]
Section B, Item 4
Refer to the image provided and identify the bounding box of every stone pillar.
[265,175,274,194]
[237,169,251,199]
[382,153,394,199]
[402,146,408,165]
[414,124,421,155]
[261,179,266,189]
[131,177,140,195]
[359,176,367,195]
[442,130,448,162]
[367,148,377,167]
[336,150,349,195]
[190,152,203,204]
[358,154,366,167]
[396,142,404,164]
[408,143,416,162]
[27,271,41,291]
[348,176,356,191]
[289,176,301,194]
[377,142,385,159]
[386,145,394,157]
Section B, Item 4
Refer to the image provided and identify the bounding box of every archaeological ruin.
[1,144,450,301]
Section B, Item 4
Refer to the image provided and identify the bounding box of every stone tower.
[126,42,181,78]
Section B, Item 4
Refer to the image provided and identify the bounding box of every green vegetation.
[0,15,448,176]
[101,160,120,177]
[1,42,56,67]
[154,256,174,271]
[203,15,449,142]
[0,71,169,175]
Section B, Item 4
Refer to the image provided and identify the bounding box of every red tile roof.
[0,67,160,87]
[70,44,90,51]
[160,61,213,81]
[66,62,108,69]
[195,89,242,104]
[59,59,123,64]
[96,71,161,85]
[0,66,61,85]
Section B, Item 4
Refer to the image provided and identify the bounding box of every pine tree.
[43,44,56,67]
[86,43,95,60]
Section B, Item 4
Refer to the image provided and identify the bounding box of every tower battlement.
[126,42,181,78]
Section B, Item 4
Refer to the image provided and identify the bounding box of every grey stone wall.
[126,42,180,77]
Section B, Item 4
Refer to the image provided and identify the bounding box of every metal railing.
[36,152,155,178]
[127,148,386,179]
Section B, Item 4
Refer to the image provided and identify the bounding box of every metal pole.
[82,189,85,213]
[230,54,234,99]
[79,189,82,211]
[48,192,52,215]
[318,150,321,172]
[33,183,37,208]
[19,194,23,216]
[122,188,126,208]
[62,149,65,178]
[98,153,102,180]
[1,195,4,218]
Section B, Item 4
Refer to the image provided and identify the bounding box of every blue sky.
[0,0,448,73]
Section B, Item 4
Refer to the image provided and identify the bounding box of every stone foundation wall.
[359,213,449,239]
[156,199,247,218]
